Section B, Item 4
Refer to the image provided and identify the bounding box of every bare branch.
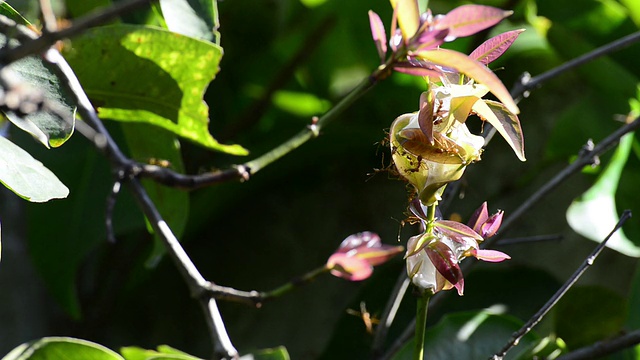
[555,329,640,360]
[492,210,632,359]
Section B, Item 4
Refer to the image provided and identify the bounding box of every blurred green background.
[1,0,640,358]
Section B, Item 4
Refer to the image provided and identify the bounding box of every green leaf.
[554,286,626,349]
[415,48,520,115]
[391,0,420,41]
[65,0,113,18]
[121,345,202,360]
[0,12,75,148]
[3,337,124,360]
[0,135,68,202]
[0,2,30,25]
[239,347,290,360]
[62,24,247,155]
[566,132,640,257]
[392,311,540,360]
[120,123,189,267]
[272,90,331,117]
[159,0,220,43]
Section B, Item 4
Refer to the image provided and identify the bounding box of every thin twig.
[38,0,58,33]
[491,210,632,359]
[555,329,640,360]
[496,233,563,246]
[371,273,411,357]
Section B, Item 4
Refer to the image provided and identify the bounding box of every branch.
[491,210,632,359]
[41,47,239,359]
[555,329,640,360]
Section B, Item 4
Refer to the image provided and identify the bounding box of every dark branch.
[492,210,632,359]
[555,329,640,360]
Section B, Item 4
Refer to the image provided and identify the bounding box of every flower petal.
[336,231,381,253]
[355,245,404,266]
[481,210,503,238]
[468,202,489,234]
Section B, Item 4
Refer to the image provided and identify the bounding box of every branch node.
[235,165,251,182]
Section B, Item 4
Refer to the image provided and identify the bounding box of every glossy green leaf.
[121,345,201,360]
[554,286,626,349]
[239,347,290,360]
[0,12,75,148]
[159,0,220,43]
[0,2,30,25]
[62,24,247,155]
[0,136,68,202]
[121,123,188,267]
[567,133,640,257]
[3,337,124,360]
[473,99,525,161]
[392,311,540,360]
[415,49,519,115]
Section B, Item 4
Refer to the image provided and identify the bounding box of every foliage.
[0,0,640,359]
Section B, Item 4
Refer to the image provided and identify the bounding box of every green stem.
[425,203,437,233]
[263,265,330,300]
[244,73,377,174]
[414,292,431,360]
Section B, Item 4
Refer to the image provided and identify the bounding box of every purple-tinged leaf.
[470,29,525,65]
[368,11,388,62]
[426,241,464,295]
[391,0,420,42]
[480,211,503,238]
[327,254,372,281]
[414,28,448,51]
[355,245,404,266]
[471,249,510,262]
[472,99,525,161]
[468,202,489,233]
[414,48,519,114]
[418,91,434,143]
[434,220,483,241]
[393,62,442,77]
[406,233,435,258]
[389,7,400,51]
[436,5,512,40]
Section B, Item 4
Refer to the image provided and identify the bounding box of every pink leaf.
[436,5,512,40]
[468,202,489,234]
[327,254,373,281]
[472,249,511,262]
[393,62,442,77]
[368,11,388,62]
[470,29,525,65]
[434,220,484,241]
[472,99,525,161]
[414,48,519,114]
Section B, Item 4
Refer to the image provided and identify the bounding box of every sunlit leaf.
[390,0,419,41]
[436,5,512,40]
[159,0,220,43]
[469,29,525,65]
[0,136,68,202]
[472,100,525,161]
[239,347,290,360]
[3,337,124,360]
[121,345,202,360]
[272,90,331,117]
[63,24,247,155]
[434,220,483,241]
[567,133,640,257]
[415,48,519,115]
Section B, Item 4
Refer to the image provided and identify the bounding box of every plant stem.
[414,292,431,360]
[264,266,330,299]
